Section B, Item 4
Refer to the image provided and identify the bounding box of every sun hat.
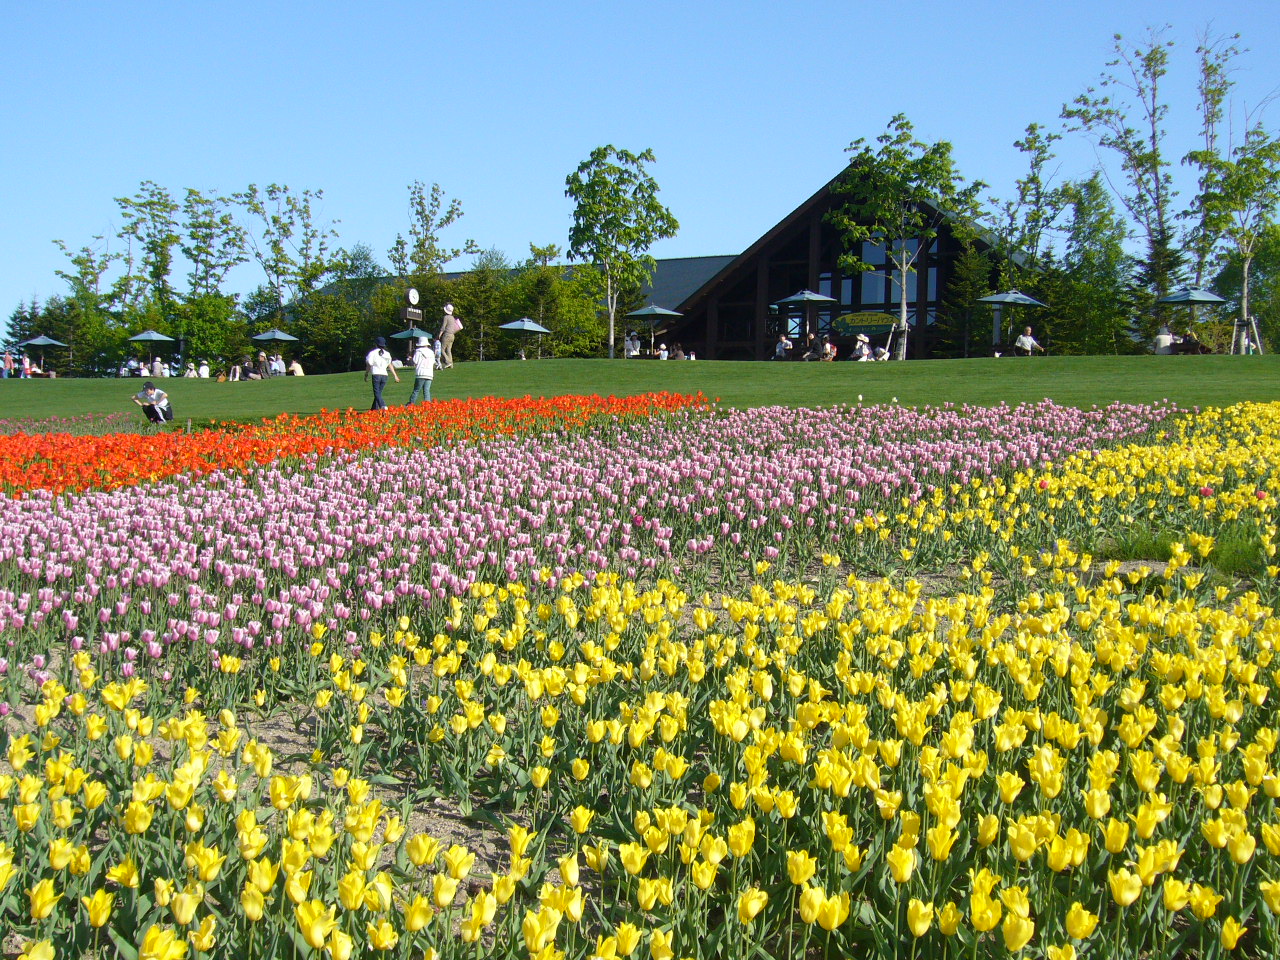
[417,336,429,347]
[375,336,387,347]
[857,334,869,343]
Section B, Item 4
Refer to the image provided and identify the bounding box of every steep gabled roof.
[675,168,1023,314]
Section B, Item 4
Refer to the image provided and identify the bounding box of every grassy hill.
[3,355,1278,425]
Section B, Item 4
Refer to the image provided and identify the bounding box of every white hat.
[856,334,869,343]
[417,336,429,347]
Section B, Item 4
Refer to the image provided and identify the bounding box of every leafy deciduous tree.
[387,181,479,279]
[829,114,985,360]
[1063,28,1184,337]
[565,146,679,359]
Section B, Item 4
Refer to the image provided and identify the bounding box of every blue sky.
[3,0,1278,321]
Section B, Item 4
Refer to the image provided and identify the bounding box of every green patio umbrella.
[128,329,176,367]
[625,305,683,356]
[500,318,552,358]
[19,335,68,372]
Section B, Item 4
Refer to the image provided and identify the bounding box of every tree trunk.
[1242,254,1253,352]
[895,262,909,361]
[605,268,616,360]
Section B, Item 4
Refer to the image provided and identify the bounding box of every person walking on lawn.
[437,303,462,368]
[364,336,400,410]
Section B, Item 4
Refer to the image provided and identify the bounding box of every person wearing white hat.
[406,336,436,405]
[853,333,872,361]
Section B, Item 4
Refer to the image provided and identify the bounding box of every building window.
[861,271,885,305]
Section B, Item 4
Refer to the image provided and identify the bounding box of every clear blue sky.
[3,0,1277,324]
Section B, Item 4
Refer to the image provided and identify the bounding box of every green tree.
[115,181,180,316]
[1189,123,1280,347]
[829,114,985,360]
[387,181,479,279]
[181,188,248,298]
[990,123,1068,288]
[1182,32,1241,288]
[450,248,512,361]
[1045,173,1136,355]
[934,240,994,358]
[1216,223,1280,345]
[1063,28,1184,338]
[505,244,605,358]
[565,145,679,359]
[51,237,124,375]
[233,183,340,329]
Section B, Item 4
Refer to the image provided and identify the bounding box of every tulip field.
[3,392,1280,960]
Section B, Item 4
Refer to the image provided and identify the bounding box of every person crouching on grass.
[132,381,174,423]
[406,336,435,405]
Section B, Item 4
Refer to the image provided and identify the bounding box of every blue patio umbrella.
[977,290,1047,348]
[252,328,300,342]
[1156,287,1227,305]
[500,318,552,358]
[625,305,683,355]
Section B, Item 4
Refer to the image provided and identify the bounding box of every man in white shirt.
[132,381,173,423]
[364,336,400,410]
[406,337,436,404]
[1014,326,1044,356]
[197,360,210,379]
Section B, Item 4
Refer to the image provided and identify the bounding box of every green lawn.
[3,355,1279,425]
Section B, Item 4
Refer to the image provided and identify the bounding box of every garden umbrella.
[390,327,432,340]
[1156,287,1227,329]
[128,329,176,367]
[252,328,300,342]
[977,290,1047,349]
[19,334,67,371]
[774,290,836,342]
[500,318,552,358]
[626,305,683,356]
[1156,287,1227,306]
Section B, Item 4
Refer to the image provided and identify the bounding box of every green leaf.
[109,925,140,960]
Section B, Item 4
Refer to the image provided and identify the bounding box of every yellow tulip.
[328,931,354,960]
[1065,902,1098,939]
[1002,914,1035,952]
[1189,883,1223,920]
[17,941,55,960]
[365,919,399,951]
[188,915,216,952]
[787,850,817,886]
[295,900,338,949]
[907,899,934,937]
[240,883,265,922]
[138,925,188,960]
[571,806,596,834]
[170,889,200,926]
[885,843,916,884]
[432,874,459,909]
[737,887,768,924]
[1108,869,1142,907]
[938,902,963,936]
[81,888,115,927]
[1221,917,1246,950]
[27,878,60,921]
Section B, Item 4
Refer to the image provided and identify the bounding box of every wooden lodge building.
[644,170,992,361]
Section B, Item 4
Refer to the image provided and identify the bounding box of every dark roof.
[675,168,1026,314]
[642,256,737,311]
